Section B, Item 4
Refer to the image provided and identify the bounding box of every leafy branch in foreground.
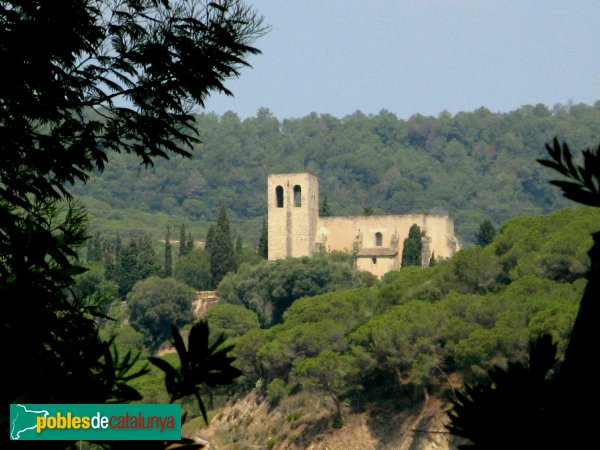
[447,335,557,449]
[447,138,600,448]
[149,321,242,424]
[537,137,600,206]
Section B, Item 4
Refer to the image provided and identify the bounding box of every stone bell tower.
[267,173,319,260]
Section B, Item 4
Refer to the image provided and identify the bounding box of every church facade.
[267,173,460,278]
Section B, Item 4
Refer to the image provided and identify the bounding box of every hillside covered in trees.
[88,205,598,448]
[191,206,598,448]
[72,102,600,242]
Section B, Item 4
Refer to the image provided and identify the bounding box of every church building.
[267,173,459,278]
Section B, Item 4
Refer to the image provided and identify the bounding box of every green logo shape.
[10,404,181,440]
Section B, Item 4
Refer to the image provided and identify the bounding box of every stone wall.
[356,254,397,278]
[318,214,458,265]
[267,173,459,277]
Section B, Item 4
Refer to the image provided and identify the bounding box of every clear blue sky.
[203,0,600,120]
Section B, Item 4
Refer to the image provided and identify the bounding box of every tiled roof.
[356,247,398,257]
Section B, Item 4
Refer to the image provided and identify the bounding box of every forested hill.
[72,102,600,242]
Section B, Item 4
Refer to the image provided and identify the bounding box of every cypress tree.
[205,224,215,255]
[320,196,331,217]
[475,218,496,247]
[109,235,161,298]
[258,217,268,259]
[235,235,243,254]
[401,224,422,268]
[210,207,235,286]
[179,224,187,256]
[429,251,436,267]
[164,225,172,277]
[187,231,194,254]
[235,235,244,269]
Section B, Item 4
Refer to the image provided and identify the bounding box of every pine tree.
[164,225,173,277]
[258,217,268,259]
[210,206,235,286]
[475,218,496,247]
[401,224,422,268]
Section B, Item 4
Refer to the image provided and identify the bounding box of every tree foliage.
[537,138,600,207]
[71,103,600,242]
[447,335,558,449]
[180,223,189,257]
[204,303,260,341]
[105,234,162,298]
[209,206,236,286]
[205,224,216,255]
[149,321,242,425]
[444,139,600,448]
[401,224,422,268]
[291,350,359,417]
[87,232,103,262]
[128,276,195,349]
[475,218,496,247]
[0,0,265,421]
[218,255,363,325]
[173,249,213,290]
[228,207,596,418]
[320,196,331,217]
[1,0,265,212]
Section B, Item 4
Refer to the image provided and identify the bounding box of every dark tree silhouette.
[149,321,242,425]
[0,0,265,445]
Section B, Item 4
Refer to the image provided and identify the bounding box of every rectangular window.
[293,185,301,207]
[276,186,284,208]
